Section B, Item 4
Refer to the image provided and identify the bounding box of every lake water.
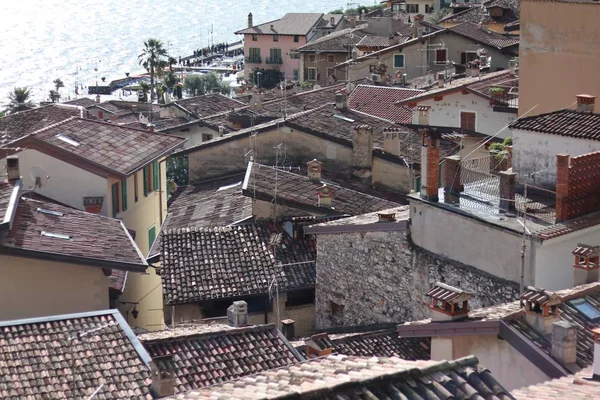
[0,0,355,107]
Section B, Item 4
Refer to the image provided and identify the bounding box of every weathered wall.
[315,229,519,329]
[519,0,600,116]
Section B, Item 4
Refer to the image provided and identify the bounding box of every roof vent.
[572,244,600,286]
[378,212,396,222]
[227,300,248,327]
[576,94,596,113]
[425,282,474,322]
[521,286,561,336]
[41,231,71,240]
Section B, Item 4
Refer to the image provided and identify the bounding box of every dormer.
[573,244,600,286]
[425,282,474,322]
[521,286,561,336]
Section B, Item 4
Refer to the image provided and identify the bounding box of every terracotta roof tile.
[349,85,423,123]
[0,104,83,143]
[235,13,336,36]
[297,27,367,52]
[355,34,394,48]
[0,310,153,399]
[62,98,98,108]
[448,21,520,49]
[174,93,246,118]
[534,211,600,240]
[140,324,303,394]
[166,354,512,399]
[513,367,600,399]
[440,0,519,25]
[509,109,600,140]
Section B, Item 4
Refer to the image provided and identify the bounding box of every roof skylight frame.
[570,298,600,322]
[36,208,64,217]
[55,133,80,147]
[40,231,72,240]
[217,181,242,192]
[333,114,355,123]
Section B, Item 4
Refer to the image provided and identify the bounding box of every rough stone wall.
[315,230,520,329]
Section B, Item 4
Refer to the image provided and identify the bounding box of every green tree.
[163,70,180,89]
[167,154,189,187]
[6,87,35,114]
[138,81,151,102]
[138,38,169,102]
[249,68,284,90]
[49,90,60,103]
[53,78,64,94]
[183,72,222,97]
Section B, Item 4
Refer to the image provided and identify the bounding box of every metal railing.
[246,55,262,64]
[266,57,283,64]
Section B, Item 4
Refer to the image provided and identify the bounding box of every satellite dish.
[29,165,49,190]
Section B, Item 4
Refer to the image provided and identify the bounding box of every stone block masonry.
[315,231,520,329]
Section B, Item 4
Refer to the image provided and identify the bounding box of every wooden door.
[460,112,476,131]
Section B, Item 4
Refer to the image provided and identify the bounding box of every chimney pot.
[6,156,20,183]
[335,90,349,110]
[281,319,295,339]
[250,92,264,111]
[95,94,101,103]
[330,16,335,25]
[437,72,445,88]
[306,159,323,182]
[572,244,600,286]
[378,212,396,223]
[352,124,374,181]
[576,94,596,113]
[509,58,518,76]
[425,282,473,322]
[420,128,440,202]
[227,300,248,327]
[83,196,104,214]
[350,16,356,28]
[317,184,334,208]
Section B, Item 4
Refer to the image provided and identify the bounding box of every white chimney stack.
[227,300,248,327]
[576,94,596,113]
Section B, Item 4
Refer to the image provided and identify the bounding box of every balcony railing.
[489,88,518,113]
[266,57,283,65]
[246,56,262,64]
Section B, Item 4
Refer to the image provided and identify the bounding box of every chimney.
[217,126,225,137]
[555,153,570,223]
[248,12,253,29]
[420,128,440,202]
[227,300,248,327]
[378,212,396,222]
[413,14,423,39]
[83,196,104,214]
[468,62,480,77]
[335,89,349,110]
[151,355,175,398]
[424,282,474,322]
[437,72,445,88]
[551,321,577,367]
[576,94,596,113]
[305,333,334,359]
[411,105,430,126]
[499,170,517,212]
[389,33,401,46]
[572,244,600,286]
[95,94,101,103]
[281,319,296,339]
[521,286,562,336]
[6,156,20,183]
[249,92,264,111]
[383,127,402,157]
[592,328,600,380]
[306,159,323,182]
[330,16,335,26]
[443,155,462,205]
[317,184,334,208]
[509,58,518,76]
[148,124,155,133]
[350,16,356,28]
[352,124,374,180]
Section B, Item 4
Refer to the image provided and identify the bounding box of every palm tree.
[6,87,35,114]
[138,38,169,102]
[49,90,60,103]
[53,78,64,94]
[138,81,150,103]
[168,56,177,70]
[163,70,179,91]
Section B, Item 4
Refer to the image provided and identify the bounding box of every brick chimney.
[572,244,600,286]
[420,129,440,202]
[592,328,600,380]
[151,355,175,398]
[248,12,253,29]
[83,196,104,214]
[424,282,474,322]
[411,106,430,126]
[317,184,334,208]
[555,153,570,223]
[349,16,356,28]
[499,170,517,212]
[305,333,334,359]
[227,300,248,327]
[383,127,402,157]
[521,286,562,336]
[551,321,577,367]
[443,155,462,205]
[6,156,20,183]
[576,94,596,113]
[352,124,374,180]
[335,89,349,110]
[281,319,295,339]
[306,159,323,182]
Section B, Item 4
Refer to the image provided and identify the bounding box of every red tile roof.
[509,109,600,140]
[448,21,520,49]
[349,85,423,123]
[534,211,600,240]
[0,309,153,399]
[512,367,600,399]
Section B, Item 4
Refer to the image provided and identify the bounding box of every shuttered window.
[460,112,476,131]
[111,182,119,217]
[121,179,127,212]
[152,161,159,191]
[143,166,149,196]
[148,226,156,250]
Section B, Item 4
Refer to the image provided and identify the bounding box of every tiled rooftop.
[512,367,600,399]
[167,354,513,399]
[440,0,520,25]
[140,324,304,394]
[296,27,367,52]
[0,104,84,144]
[1,197,147,270]
[308,206,409,228]
[236,13,336,36]
[160,222,316,305]
[244,162,401,216]
[0,181,17,228]
[0,309,153,399]
[62,97,98,107]
[174,93,245,118]
[8,117,186,177]
[149,174,252,258]
[259,83,346,117]
[509,109,600,140]
[448,21,520,49]
[349,85,423,123]
[355,34,395,48]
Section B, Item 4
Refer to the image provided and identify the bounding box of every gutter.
[397,320,500,337]
[305,220,408,235]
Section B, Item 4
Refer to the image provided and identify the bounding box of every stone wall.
[315,230,520,329]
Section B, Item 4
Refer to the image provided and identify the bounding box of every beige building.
[519,0,600,116]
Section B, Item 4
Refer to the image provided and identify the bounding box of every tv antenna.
[29,165,50,191]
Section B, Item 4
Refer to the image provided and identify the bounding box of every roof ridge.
[141,323,278,342]
[30,115,78,137]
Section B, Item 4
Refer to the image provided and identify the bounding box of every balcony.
[246,56,262,64]
[265,57,283,65]
[489,87,519,114]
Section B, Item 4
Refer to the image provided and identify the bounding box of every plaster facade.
[242,34,306,80]
[0,255,109,321]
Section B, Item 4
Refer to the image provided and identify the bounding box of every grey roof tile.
[236,13,330,36]
[174,93,246,118]
[448,21,519,49]
[0,104,84,143]
[509,109,600,140]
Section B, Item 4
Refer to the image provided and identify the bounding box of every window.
[98,111,104,119]
[307,67,317,81]
[330,301,345,318]
[134,172,139,202]
[143,162,159,196]
[293,35,299,43]
[153,161,159,192]
[286,289,315,307]
[251,34,258,41]
[269,48,282,63]
[460,112,476,131]
[327,68,335,78]
[407,4,419,13]
[111,182,120,217]
[308,54,316,63]
[248,48,261,63]
[327,54,335,63]
[121,179,127,212]
[202,133,212,142]
[425,4,434,13]
[571,299,600,321]
[293,69,300,80]
[393,54,405,68]
[289,50,300,59]
[148,225,156,250]
[435,49,447,64]
[461,51,478,64]
[273,34,279,42]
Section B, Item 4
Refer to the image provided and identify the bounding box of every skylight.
[570,298,600,321]
[41,231,71,240]
[333,114,355,123]
[36,207,64,217]
[217,181,242,192]
[55,134,80,146]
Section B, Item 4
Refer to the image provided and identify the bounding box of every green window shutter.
[121,179,128,211]
[148,226,156,250]
[153,161,159,191]
[394,54,405,68]
[143,167,149,197]
[111,183,119,217]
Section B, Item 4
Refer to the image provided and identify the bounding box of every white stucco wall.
[418,92,516,138]
[512,128,600,189]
